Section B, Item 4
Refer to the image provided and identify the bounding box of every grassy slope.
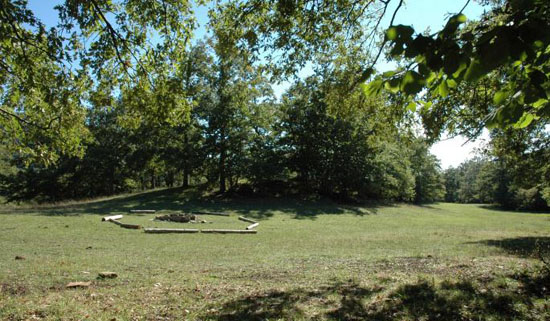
[0,187,549,320]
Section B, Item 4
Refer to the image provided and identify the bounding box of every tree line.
[0,41,446,203]
[0,0,548,210]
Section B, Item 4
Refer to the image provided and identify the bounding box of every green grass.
[1,187,549,320]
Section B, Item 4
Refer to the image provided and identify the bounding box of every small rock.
[98,272,118,279]
[66,281,91,288]
[15,255,25,260]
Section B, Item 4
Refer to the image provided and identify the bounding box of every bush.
[513,186,548,210]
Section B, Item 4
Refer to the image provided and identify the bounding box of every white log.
[144,228,199,233]
[102,215,123,221]
[238,216,257,224]
[201,229,257,234]
[119,223,141,229]
[191,211,230,216]
[109,220,141,229]
[246,223,259,230]
[66,281,91,288]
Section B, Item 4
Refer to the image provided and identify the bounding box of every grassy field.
[1,187,549,320]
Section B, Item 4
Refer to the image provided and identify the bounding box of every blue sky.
[27,0,488,168]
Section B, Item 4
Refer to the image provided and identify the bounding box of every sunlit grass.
[1,188,549,320]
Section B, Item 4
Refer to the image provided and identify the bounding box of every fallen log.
[66,281,91,288]
[155,213,196,223]
[246,223,259,230]
[238,216,257,224]
[144,228,199,233]
[130,210,156,213]
[201,229,257,234]
[102,215,123,221]
[109,220,141,229]
[191,211,230,217]
[119,223,141,229]
[98,272,118,279]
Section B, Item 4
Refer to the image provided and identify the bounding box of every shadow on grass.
[479,204,550,214]
[203,281,381,321]
[202,272,550,321]
[467,237,550,258]
[0,186,385,219]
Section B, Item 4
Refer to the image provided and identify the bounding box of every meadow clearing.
[1,187,549,320]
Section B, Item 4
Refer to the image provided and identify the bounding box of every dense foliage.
[0,53,446,203]
[1,0,548,207]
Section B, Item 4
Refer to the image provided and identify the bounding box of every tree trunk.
[183,132,190,188]
[183,167,189,188]
[219,129,227,193]
[219,149,226,193]
[166,171,174,187]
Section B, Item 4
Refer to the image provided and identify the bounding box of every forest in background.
[0,0,549,210]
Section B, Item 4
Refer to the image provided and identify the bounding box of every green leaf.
[456,14,467,23]
[386,27,398,41]
[493,91,509,105]
[443,48,461,74]
[400,71,426,95]
[384,77,401,94]
[391,25,414,40]
[513,113,534,128]
[438,80,450,97]
[446,79,458,88]
[406,101,417,112]
[406,35,432,58]
[532,98,548,109]
[452,62,468,79]
[477,29,511,73]
[426,72,437,84]
[418,63,430,76]
[363,79,384,96]
[464,58,486,82]
[390,44,405,56]
[442,14,467,35]
[382,70,397,78]
[422,101,433,111]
